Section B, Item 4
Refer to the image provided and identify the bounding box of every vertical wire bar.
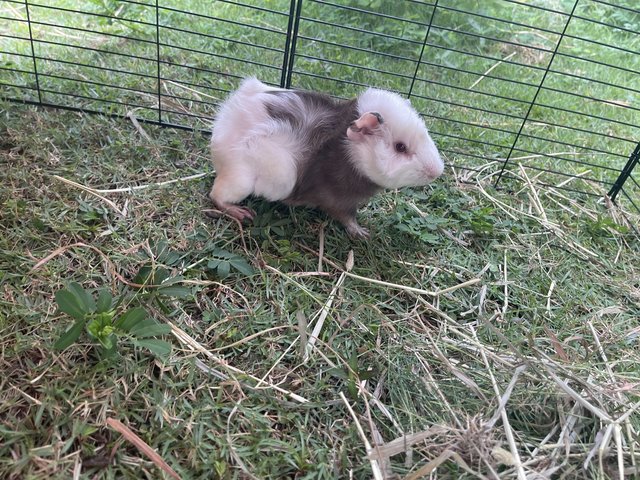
[24,0,42,104]
[494,0,580,186]
[280,0,297,87]
[608,142,640,202]
[155,0,162,123]
[284,0,303,89]
[407,0,438,98]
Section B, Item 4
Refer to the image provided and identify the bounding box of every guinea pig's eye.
[395,142,407,153]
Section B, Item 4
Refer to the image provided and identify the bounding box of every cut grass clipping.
[1,100,639,479]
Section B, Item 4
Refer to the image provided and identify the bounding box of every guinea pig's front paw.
[345,223,370,240]
[205,205,255,222]
[225,205,255,221]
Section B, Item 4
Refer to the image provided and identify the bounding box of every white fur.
[347,88,444,189]
[210,78,298,202]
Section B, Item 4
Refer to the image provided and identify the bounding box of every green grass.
[1,99,639,479]
[1,1,640,479]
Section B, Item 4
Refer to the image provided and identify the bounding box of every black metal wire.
[24,0,41,103]
[609,143,640,202]
[284,0,303,88]
[408,0,438,98]
[494,0,580,186]
[155,0,162,123]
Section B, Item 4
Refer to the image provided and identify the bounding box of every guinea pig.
[208,77,444,238]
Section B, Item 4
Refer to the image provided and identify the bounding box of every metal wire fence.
[1,0,638,212]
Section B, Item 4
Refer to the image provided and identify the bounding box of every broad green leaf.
[96,289,113,313]
[132,265,153,286]
[54,318,86,351]
[115,307,146,331]
[55,289,88,320]
[130,318,171,338]
[67,282,96,313]
[217,260,230,279]
[327,367,349,380]
[135,339,172,357]
[211,249,236,259]
[157,285,191,298]
[230,257,254,276]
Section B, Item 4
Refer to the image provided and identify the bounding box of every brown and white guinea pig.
[208,77,444,238]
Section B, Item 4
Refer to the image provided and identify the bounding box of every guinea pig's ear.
[347,112,383,141]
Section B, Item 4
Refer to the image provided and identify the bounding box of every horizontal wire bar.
[514,132,628,159]
[159,90,219,109]
[26,19,156,46]
[0,65,34,76]
[546,66,640,97]
[2,96,196,131]
[157,107,212,121]
[33,55,157,80]
[419,110,526,136]
[443,148,613,185]
[532,100,640,130]
[157,75,231,96]
[38,87,154,110]
[573,13,640,38]
[295,53,413,80]
[118,0,290,21]
[423,121,627,164]
[430,23,554,54]
[519,117,636,144]
[299,16,423,46]
[0,33,31,42]
[409,91,525,120]
[564,32,640,58]
[0,80,37,91]
[160,41,281,71]
[429,129,511,150]
[423,108,634,150]
[158,24,284,54]
[158,4,286,35]
[442,145,618,174]
[28,2,156,27]
[37,72,156,96]
[297,35,416,63]
[28,38,157,62]
[159,59,243,82]
[0,15,27,23]
[501,0,571,16]
[554,48,640,77]
[434,3,563,35]
[590,0,640,15]
[207,0,290,16]
[307,0,432,27]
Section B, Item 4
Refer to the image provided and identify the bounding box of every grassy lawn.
[1,1,640,479]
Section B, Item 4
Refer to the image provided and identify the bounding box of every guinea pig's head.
[346,88,444,189]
